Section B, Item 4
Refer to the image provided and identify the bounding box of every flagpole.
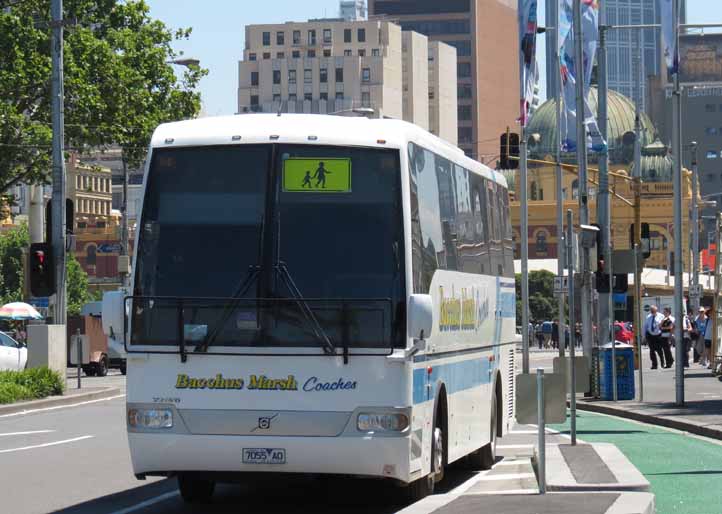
[671,0,684,406]
[554,0,567,359]
[519,4,531,375]
[572,0,593,371]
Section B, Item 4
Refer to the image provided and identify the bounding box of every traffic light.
[29,243,55,297]
[629,222,651,259]
[45,198,75,243]
[500,132,520,169]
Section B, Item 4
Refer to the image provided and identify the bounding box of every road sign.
[97,243,121,254]
[554,276,568,294]
[689,284,703,297]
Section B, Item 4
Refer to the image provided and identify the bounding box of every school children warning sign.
[282,158,352,193]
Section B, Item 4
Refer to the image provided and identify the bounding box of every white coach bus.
[103,114,517,503]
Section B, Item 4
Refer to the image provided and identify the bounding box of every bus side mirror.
[102,290,126,343]
[409,294,433,341]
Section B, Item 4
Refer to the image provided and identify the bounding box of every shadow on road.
[56,463,479,514]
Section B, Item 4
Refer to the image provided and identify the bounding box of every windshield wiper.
[275,262,337,358]
[194,265,261,353]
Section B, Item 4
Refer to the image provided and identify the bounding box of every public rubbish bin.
[599,342,635,400]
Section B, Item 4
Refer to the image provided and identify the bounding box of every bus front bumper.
[128,432,416,482]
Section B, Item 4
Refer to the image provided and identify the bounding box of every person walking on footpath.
[552,319,560,350]
[660,307,675,369]
[644,305,666,369]
[682,310,693,368]
[693,307,706,364]
[702,308,713,369]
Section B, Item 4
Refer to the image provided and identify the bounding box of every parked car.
[614,321,633,343]
[0,331,27,371]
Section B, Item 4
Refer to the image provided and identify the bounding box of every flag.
[660,0,679,74]
[518,0,538,126]
[558,0,605,153]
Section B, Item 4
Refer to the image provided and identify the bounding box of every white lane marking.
[494,459,531,466]
[108,491,179,514]
[476,472,536,481]
[0,435,93,454]
[496,444,534,449]
[0,430,54,437]
[466,488,539,495]
[0,394,125,419]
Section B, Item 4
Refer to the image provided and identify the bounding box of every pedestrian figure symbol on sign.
[301,171,313,188]
[313,161,331,188]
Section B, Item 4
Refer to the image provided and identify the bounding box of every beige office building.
[238,19,458,145]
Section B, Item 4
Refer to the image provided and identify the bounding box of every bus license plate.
[242,448,286,464]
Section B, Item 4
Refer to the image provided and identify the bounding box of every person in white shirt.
[693,307,707,363]
[644,305,666,369]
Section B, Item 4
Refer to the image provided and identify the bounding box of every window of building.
[458,85,472,99]
[308,30,316,45]
[86,245,97,266]
[358,49,366,57]
[251,71,259,86]
[458,105,472,120]
[357,28,366,42]
[249,53,257,61]
[320,92,328,100]
[457,62,472,77]
[428,90,435,100]
[323,28,332,44]
[706,104,717,113]
[293,30,301,45]
[250,95,259,106]
[276,52,285,58]
[444,39,472,56]
[361,91,371,107]
[288,69,296,84]
[276,31,284,45]
[273,94,281,103]
[335,91,344,100]
[335,67,344,82]
[292,50,300,58]
[372,48,380,56]
[707,151,718,159]
[362,67,371,82]
[398,19,471,35]
[304,93,313,101]
[344,28,352,43]
[273,70,281,84]
[307,49,316,58]
[77,221,87,229]
[96,220,106,228]
[304,69,312,83]
[262,31,270,46]
[458,127,472,143]
[323,49,331,57]
[263,52,271,59]
[289,94,297,102]
[320,68,328,83]
[344,49,352,56]
[376,1,470,16]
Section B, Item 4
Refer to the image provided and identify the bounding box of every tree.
[515,270,556,325]
[0,225,30,304]
[0,0,206,191]
[66,253,91,316]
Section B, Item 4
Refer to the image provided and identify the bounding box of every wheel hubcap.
[433,427,443,474]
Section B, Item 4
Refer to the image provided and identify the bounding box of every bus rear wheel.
[178,473,215,503]
[467,393,498,470]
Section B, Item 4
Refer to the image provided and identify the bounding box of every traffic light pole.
[691,142,700,312]
[51,0,67,325]
[572,0,593,371]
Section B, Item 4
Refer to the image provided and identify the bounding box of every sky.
[145,0,717,117]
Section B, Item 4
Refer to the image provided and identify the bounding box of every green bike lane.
[550,411,722,514]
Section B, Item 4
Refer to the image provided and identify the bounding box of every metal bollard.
[76,328,82,389]
[537,367,546,494]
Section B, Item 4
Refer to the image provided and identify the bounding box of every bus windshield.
[131,144,406,350]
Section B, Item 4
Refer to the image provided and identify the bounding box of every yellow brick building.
[508,88,692,270]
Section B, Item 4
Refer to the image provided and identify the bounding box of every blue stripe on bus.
[412,355,495,404]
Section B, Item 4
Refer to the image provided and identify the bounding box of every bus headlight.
[357,412,409,432]
[128,408,173,429]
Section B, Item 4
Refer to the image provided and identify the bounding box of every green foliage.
[515,270,557,325]
[66,253,92,316]
[0,0,206,191]
[0,366,64,404]
[0,224,29,304]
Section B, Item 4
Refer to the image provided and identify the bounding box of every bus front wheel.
[178,473,215,503]
[404,420,443,503]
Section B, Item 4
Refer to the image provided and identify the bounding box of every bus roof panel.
[150,114,506,188]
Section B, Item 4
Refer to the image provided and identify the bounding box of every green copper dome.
[526,87,659,165]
